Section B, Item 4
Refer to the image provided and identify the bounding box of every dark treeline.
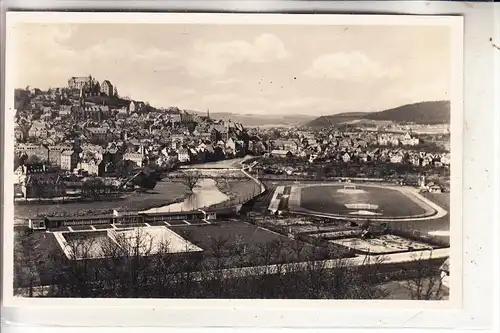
[14,229,446,300]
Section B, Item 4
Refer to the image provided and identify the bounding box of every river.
[141,178,230,214]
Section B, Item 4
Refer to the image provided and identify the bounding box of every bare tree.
[106,228,155,297]
[405,251,446,300]
[180,170,202,193]
[13,231,44,297]
[82,177,105,200]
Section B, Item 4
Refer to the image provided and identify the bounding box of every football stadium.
[286,183,443,221]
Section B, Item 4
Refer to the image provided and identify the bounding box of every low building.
[22,173,65,199]
[15,144,49,162]
[177,148,190,163]
[78,159,105,176]
[123,152,145,168]
[28,122,48,138]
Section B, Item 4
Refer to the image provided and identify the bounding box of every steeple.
[207,108,210,119]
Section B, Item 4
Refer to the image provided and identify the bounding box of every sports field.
[298,184,430,218]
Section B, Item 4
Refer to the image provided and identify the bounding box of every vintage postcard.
[2,12,463,311]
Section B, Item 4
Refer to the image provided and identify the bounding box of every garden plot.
[331,234,434,254]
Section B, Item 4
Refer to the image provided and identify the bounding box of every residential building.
[14,125,25,141]
[101,80,114,96]
[123,152,145,168]
[28,122,48,138]
[177,148,190,163]
[47,145,72,166]
[15,144,49,162]
[86,127,109,140]
[79,159,104,176]
[60,150,79,171]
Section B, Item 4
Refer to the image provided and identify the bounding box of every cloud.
[202,93,239,104]
[84,38,177,65]
[304,52,401,81]
[185,33,289,77]
[274,97,323,109]
[212,78,241,85]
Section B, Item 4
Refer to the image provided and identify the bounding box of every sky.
[9,23,451,116]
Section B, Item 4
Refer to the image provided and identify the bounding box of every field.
[331,235,434,254]
[14,180,188,218]
[172,220,341,266]
[422,192,450,211]
[216,178,261,204]
[299,184,428,218]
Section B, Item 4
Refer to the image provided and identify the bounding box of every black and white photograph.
[3,13,463,302]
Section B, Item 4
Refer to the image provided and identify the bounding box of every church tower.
[207,108,210,119]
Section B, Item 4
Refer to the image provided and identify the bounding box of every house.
[440,258,450,288]
[15,144,48,162]
[47,145,72,166]
[390,138,400,146]
[270,149,293,158]
[429,184,442,193]
[78,159,105,176]
[410,155,421,166]
[14,125,25,141]
[86,127,109,140]
[339,139,351,149]
[378,136,389,146]
[177,148,190,163]
[28,122,48,138]
[60,150,79,171]
[359,153,369,163]
[123,152,145,168]
[210,125,228,142]
[401,132,420,146]
[101,80,114,96]
[342,152,351,163]
[81,105,106,121]
[14,163,47,185]
[128,101,136,114]
[22,173,65,199]
[390,153,404,164]
[225,137,236,151]
[440,153,451,166]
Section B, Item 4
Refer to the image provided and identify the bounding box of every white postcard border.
[1,9,491,330]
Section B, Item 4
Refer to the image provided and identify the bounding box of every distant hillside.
[305,101,450,128]
[364,101,450,124]
[190,111,315,127]
[305,112,369,128]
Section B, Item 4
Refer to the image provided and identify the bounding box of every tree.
[113,87,119,97]
[404,252,447,300]
[93,81,101,95]
[180,170,202,192]
[115,159,135,178]
[13,231,45,297]
[25,155,42,165]
[82,177,105,200]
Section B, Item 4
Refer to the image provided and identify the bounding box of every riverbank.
[214,177,262,205]
[14,179,189,219]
